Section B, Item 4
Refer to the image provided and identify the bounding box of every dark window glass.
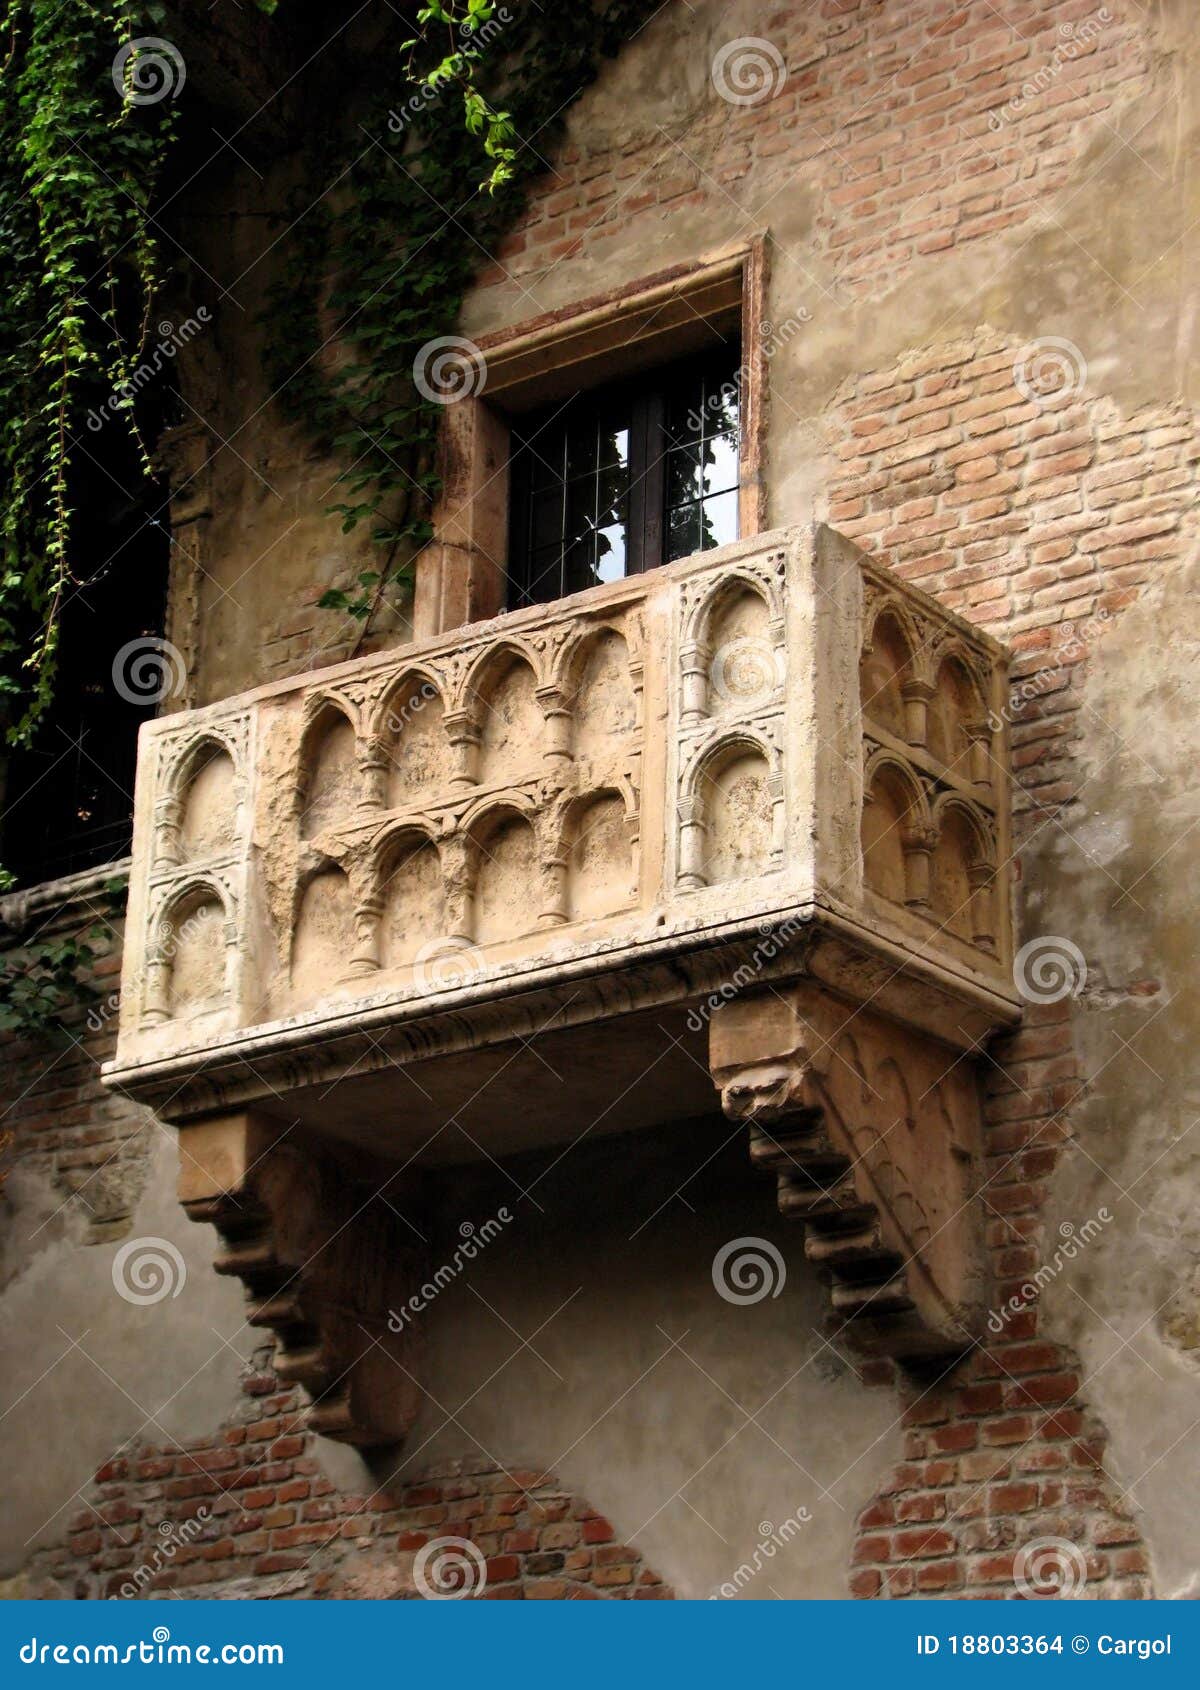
[507,348,740,608]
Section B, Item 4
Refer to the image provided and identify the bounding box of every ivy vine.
[0,0,655,737]
[0,1,180,746]
[0,911,104,1035]
[266,0,659,628]
[0,0,655,1031]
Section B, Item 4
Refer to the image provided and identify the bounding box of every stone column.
[901,677,935,748]
[444,710,481,788]
[901,821,937,912]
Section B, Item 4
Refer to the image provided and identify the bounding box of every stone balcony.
[105,524,1021,1432]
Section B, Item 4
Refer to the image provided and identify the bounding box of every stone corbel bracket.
[710,983,986,1361]
[177,1112,427,1446]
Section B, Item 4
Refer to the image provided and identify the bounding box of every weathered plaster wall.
[156,164,411,710]
[1035,550,1200,1601]
[6,1122,901,1600]
[0,1131,253,1577]
[403,1125,899,1600]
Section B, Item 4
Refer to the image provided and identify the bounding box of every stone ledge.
[0,859,130,939]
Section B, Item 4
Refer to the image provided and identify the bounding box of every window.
[506,349,741,609]
[415,241,766,641]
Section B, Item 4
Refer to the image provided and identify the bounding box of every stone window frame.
[413,234,769,641]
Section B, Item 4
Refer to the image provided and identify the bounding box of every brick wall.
[849,1338,1149,1598]
[1,882,151,1244]
[829,327,1197,815]
[478,0,1148,303]
[23,1345,671,1601]
[828,326,1184,1596]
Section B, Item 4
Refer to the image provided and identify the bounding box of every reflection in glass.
[700,488,738,552]
[703,430,739,496]
[595,522,627,582]
[666,442,702,507]
[508,350,742,605]
[667,500,701,561]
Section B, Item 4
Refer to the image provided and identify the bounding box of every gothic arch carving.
[297,696,361,839]
[468,802,540,945]
[290,858,357,1000]
[460,637,544,713]
[465,645,544,788]
[680,570,785,723]
[371,665,445,742]
[928,630,990,698]
[930,791,997,949]
[143,873,234,1025]
[558,785,639,921]
[860,601,923,742]
[861,592,924,674]
[927,643,990,779]
[559,623,640,760]
[374,825,446,974]
[682,562,785,647]
[366,668,450,814]
[861,750,933,909]
[153,727,246,870]
[678,729,781,889]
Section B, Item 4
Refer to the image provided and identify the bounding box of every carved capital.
[346,893,385,977]
[177,1112,427,1447]
[152,795,185,870]
[679,639,711,724]
[439,834,475,939]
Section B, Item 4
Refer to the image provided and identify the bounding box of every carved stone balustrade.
[106,524,1020,1434]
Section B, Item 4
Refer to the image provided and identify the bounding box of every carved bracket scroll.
[177,1112,427,1446]
[709,984,986,1360]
